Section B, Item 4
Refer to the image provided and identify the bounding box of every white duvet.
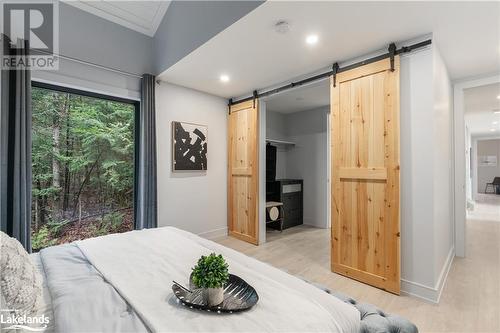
[76,227,360,333]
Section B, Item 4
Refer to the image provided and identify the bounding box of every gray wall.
[476,139,500,193]
[32,2,154,99]
[266,108,329,229]
[58,2,153,75]
[266,111,289,179]
[153,1,264,74]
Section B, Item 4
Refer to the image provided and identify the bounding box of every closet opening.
[263,80,330,243]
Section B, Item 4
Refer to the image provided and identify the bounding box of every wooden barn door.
[228,100,259,245]
[331,57,400,294]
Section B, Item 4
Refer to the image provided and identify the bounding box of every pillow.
[0,231,41,317]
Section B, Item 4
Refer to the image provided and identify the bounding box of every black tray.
[172,274,258,313]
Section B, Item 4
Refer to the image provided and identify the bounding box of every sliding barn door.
[331,57,400,294]
[228,100,259,245]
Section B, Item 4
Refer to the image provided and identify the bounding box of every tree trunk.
[72,152,102,217]
[34,197,38,231]
[37,179,47,227]
[62,95,72,212]
[52,96,61,190]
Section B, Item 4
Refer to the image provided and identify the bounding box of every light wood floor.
[218,206,500,332]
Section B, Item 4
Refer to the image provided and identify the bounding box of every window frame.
[30,80,140,231]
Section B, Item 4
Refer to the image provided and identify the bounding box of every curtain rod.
[36,49,143,78]
[228,39,432,106]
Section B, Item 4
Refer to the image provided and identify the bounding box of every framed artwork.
[172,121,208,171]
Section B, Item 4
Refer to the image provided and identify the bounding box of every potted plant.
[192,253,229,306]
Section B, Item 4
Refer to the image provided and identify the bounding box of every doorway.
[454,75,500,257]
[262,80,331,242]
[464,82,500,221]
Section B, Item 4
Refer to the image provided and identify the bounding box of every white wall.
[432,47,454,294]
[476,139,500,193]
[399,44,454,302]
[155,82,228,239]
[400,47,436,289]
[471,138,479,199]
[465,126,473,202]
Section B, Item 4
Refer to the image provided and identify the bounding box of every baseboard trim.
[197,227,228,240]
[401,246,455,304]
[434,246,455,303]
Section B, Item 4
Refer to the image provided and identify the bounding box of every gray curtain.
[0,37,32,251]
[134,74,158,229]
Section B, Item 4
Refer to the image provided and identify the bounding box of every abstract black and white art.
[172,121,208,171]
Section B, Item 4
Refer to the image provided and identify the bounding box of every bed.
[31,227,361,332]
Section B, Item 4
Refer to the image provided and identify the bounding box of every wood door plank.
[373,72,387,277]
[331,76,341,266]
[331,56,400,294]
[383,57,400,294]
[338,167,387,180]
[228,100,259,246]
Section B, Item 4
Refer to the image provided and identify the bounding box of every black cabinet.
[266,179,303,230]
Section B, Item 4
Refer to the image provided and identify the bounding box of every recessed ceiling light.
[306,34,319,45]
[491,129,496,132]
[219,74,230,83]
[497,95,500,99]
[494,110,500,114]
[493,121,498,125]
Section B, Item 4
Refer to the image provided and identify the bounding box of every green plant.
[31,225,58,251]
[192,253,229,289]
[47,219,69,237]
[102,212,124,231]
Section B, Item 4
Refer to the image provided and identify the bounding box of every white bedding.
[30,253,55,333]
[76,227,360,333]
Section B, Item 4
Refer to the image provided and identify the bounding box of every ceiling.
[265,80,329,114]
[464,83,500,138]
[64,1,170,36]
[159,1,500,99]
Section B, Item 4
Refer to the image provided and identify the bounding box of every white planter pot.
[203,287,224,306]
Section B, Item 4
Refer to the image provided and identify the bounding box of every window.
[31,82,139,251]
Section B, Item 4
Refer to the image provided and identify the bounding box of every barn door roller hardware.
[332,62,340,88]
[388,43,397,72]
[228,39,431,106]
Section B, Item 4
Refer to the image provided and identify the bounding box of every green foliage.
[192,253,229,289]
[47,220,69,237]
[101,212,124,232]
[31,86,135,249]
[31,226,57,251]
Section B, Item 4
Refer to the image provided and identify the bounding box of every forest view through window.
[31,85,136,251]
